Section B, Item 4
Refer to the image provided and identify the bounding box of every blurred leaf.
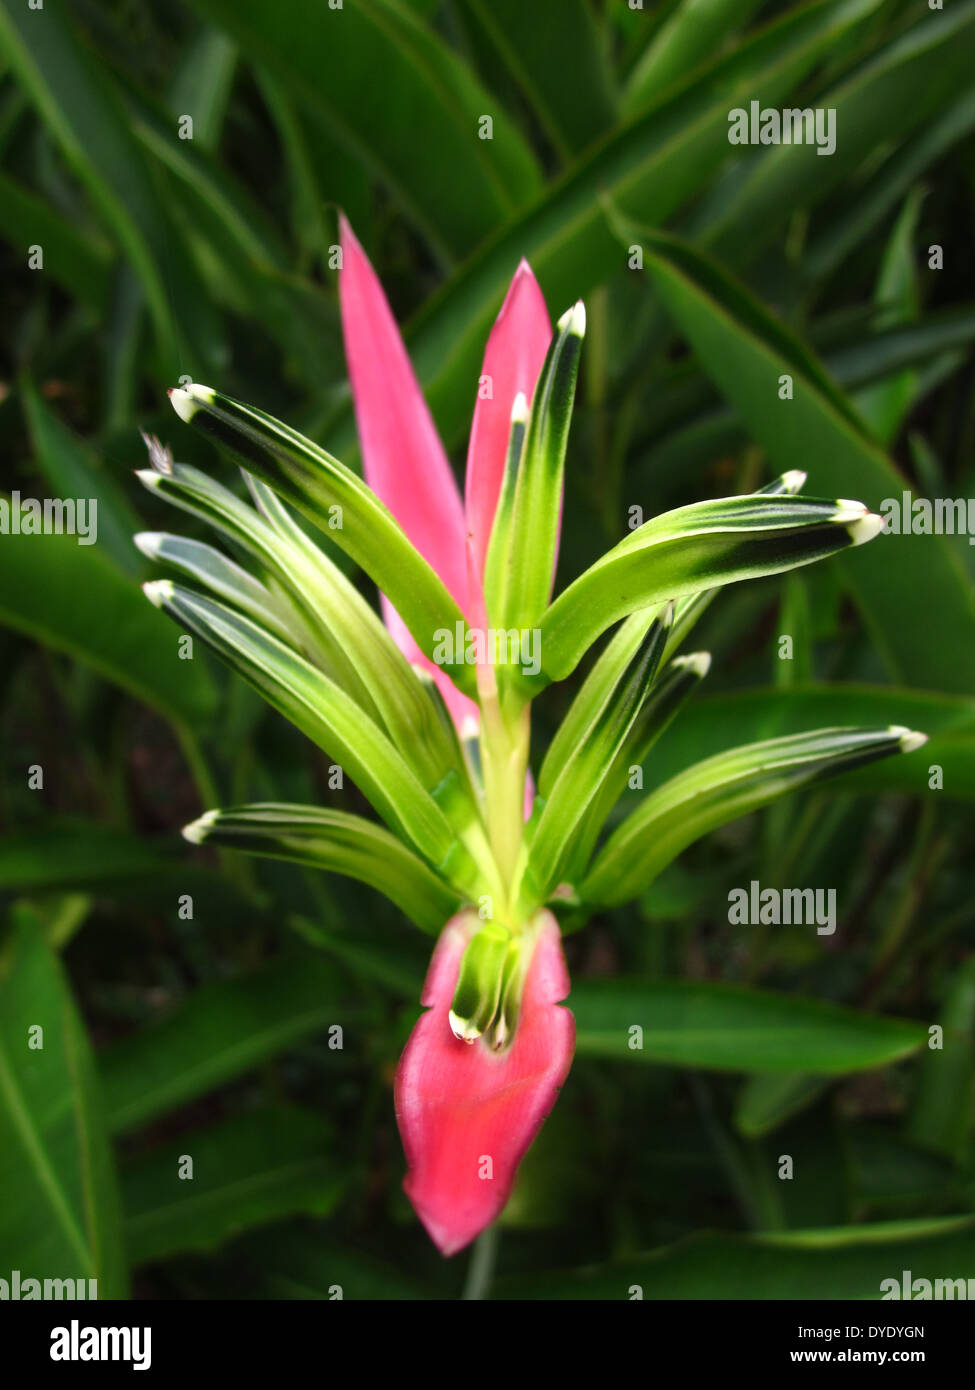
[907,957,975,1164]
[99,954,350,1135]
[167,26,237,151]
[736,1072,832,1138]
[623,0,767,115]
[495,1216,975,1299]
[855,189,924,443]
[706,2,975,264]
[640,229,975,694]
[456,0,615,158]
[21,378,143,576]
[122,1107,343,1265]
[570,977,925,1072]
[222,1224,439,1299]
[190,0,541,262]
[0,907,127,1295]
[0,497,218,726]
[326,0,884,457]
[0,168,111,311]
[0,0,223,374]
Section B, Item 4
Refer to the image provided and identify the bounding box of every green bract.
[144,361,925,959]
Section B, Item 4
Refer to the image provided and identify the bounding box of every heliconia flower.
[146,216,921,1267]
[395,909,575,1256]
[338,215,550,735]
[339,218,567,1254]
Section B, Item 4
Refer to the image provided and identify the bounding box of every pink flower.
[338,217,574,1255]
[394,911,574,1256]
[338,214,550,734]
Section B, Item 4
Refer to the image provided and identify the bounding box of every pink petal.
[465,261,551,578]
[338,215,477,728]
[394,911,575,1256]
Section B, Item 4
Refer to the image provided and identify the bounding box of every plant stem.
[461,1224,499,1301]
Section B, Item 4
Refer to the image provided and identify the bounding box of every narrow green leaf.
[99,955,348,1136]
[571,977,926,1073]
[189,0,541,262]
[167,26,237,151]
[639,228,975,694]
[583,725,925,905]
[0,0,221,374]
[488,304,585,635]
[622,0,767,115]
[540,493,881,684]
[0,168,111,311]
[184,803,461,934]
[496,1216,975,1300]
[21,378,143,577]
[326,0,883,460]
[134,531,301,647]
[564,651,712,889]
[735,1073,832,1138]
[0,494,218,726]
[0,908,127,1295]
[531,607,672,895]
[456,0,615,158]
[644,684,975,800]
[168,384,477,697]
[907,957,975,1164]
[144,579,479,892]
[123,1107,342,1266]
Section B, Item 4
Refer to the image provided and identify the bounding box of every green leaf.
[639,228,975,694]
[530,607,671,895]
[166,26,237,151]
[122,1107,343,1266]
[0,495,218,726]
[0,0,222,374]
[583,725,923,905]
[854,189,924,444]
[184,803,461,934]
[21,378,143,577]
[135,531,301,647]
[456,0,615,158]
[495,1216,975,1299]
[540,493,881,684]
[622,0,767,116]
[0,907,127,1295]
[907,956,975,1164]
[638,685,975,800]
[168,384,478,698]
[0,168,111,312]
[488,303,585,636]
[189,0,541,263]
[99,954,348,1136]
[570,977,926,1073]
[735,1073,832,1138]
[144,579,480,891]
[331,0,883,460]
[564,651,712,887]
[706,2,975,266]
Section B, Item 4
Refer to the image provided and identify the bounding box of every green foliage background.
[0,0,973,1299]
